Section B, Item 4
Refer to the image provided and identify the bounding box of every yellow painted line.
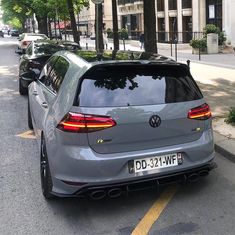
[16,130,36,139]
[131,185,179,235]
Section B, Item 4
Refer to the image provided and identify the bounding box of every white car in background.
[18,33,48,51]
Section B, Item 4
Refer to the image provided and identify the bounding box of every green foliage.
[190,38,207,49]
[106,28,113,38]
[218,31,226,46]
[1,0,89,33]
[203,24,220,34]
[6,17,22,29]
[225,107,235,125]
[119,28,128,40]
[106,28,128,40]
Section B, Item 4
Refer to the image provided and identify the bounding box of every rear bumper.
[47,128,215,196]
[53,160,217,198]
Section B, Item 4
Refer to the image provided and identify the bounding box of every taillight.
[23,41,29,46]
[188,103,212,120]
[57,112,116,133]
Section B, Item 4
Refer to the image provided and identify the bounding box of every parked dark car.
[18,40,80,95]
[27,50,216,199]
[10,29,20,37]
[0,30,4,37]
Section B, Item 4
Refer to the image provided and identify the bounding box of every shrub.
[218,31,226,46]
[119,28,128,40]
[190,38,207,49]
[225,107,235,125]
[203,24,220,35]
[106,28,129,40]
[106,28,113,38]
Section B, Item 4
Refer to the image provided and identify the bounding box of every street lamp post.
[91,0,103,53]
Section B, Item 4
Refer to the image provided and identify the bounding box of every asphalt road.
[1,37,235,235]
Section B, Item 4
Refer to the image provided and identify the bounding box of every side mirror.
[15,48,23,55]
[15,48,26,55]
[21,71,37,83]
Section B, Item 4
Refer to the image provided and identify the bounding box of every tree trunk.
[66,0,80,44]
[95,4,104,53]
[37,15,48,35]
[143,0,158,53]
[112,0,119,51]
[48,19,52,39]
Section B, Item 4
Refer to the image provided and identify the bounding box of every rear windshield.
[34,43,62,55]
[78,65,202,107]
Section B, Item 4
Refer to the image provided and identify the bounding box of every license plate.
[133,153,180,173]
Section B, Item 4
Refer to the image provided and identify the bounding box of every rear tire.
[40,136,54,199]
[19,77,27,95]
[28,100,33,130]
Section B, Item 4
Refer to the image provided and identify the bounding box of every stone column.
[177,0,183,42]
[192,0,199,32]
[155,0,159,32]
[164,0,169,41]
[222,0,227,32]
[199,0,206,31]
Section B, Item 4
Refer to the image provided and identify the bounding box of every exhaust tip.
[199,170,209,177]
[90,190,106,200]
[188,173,199,183]
[107,188,122,199]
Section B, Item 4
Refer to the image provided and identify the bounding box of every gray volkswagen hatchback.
[28,51,216,199]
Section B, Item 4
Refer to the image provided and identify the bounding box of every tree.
[143,0,158,53]
[95,3,104,53]
[2,0,88,38]
[1,0,49,34]
[66,0,80,44]
[112,0,119,51]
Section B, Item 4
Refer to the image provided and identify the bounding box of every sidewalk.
[72,36,235,162]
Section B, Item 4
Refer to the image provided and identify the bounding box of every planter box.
[192,48,207,55]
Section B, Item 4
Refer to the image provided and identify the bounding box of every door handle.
[41,102,48,109]
[33,90,38,96]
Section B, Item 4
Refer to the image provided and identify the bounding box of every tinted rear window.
[34,43,62,55]
[78,65,202,107]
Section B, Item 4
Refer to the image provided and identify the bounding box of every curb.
[214,131,235,163]
[215,143,235,163]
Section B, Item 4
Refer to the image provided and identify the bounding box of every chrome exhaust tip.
[198,170,209,177]
[107,188,122,199]
[188,173,199,183]
[90,190,106,200]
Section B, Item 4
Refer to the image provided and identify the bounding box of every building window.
[168,0,177,10]
[157,0,164,11]
[206,0,222,30]
[182,0,192,9]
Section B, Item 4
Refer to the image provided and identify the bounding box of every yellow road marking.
[131,185,179,235]
[16,130,36,139]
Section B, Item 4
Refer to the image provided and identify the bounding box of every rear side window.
[47,57,70,93]
[38,56,58,83]
[78,65,202,107]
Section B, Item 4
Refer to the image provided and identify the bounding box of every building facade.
[117,0,235,45]
[79,0,113,36]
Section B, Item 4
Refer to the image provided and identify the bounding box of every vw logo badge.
[149,115,161,128]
